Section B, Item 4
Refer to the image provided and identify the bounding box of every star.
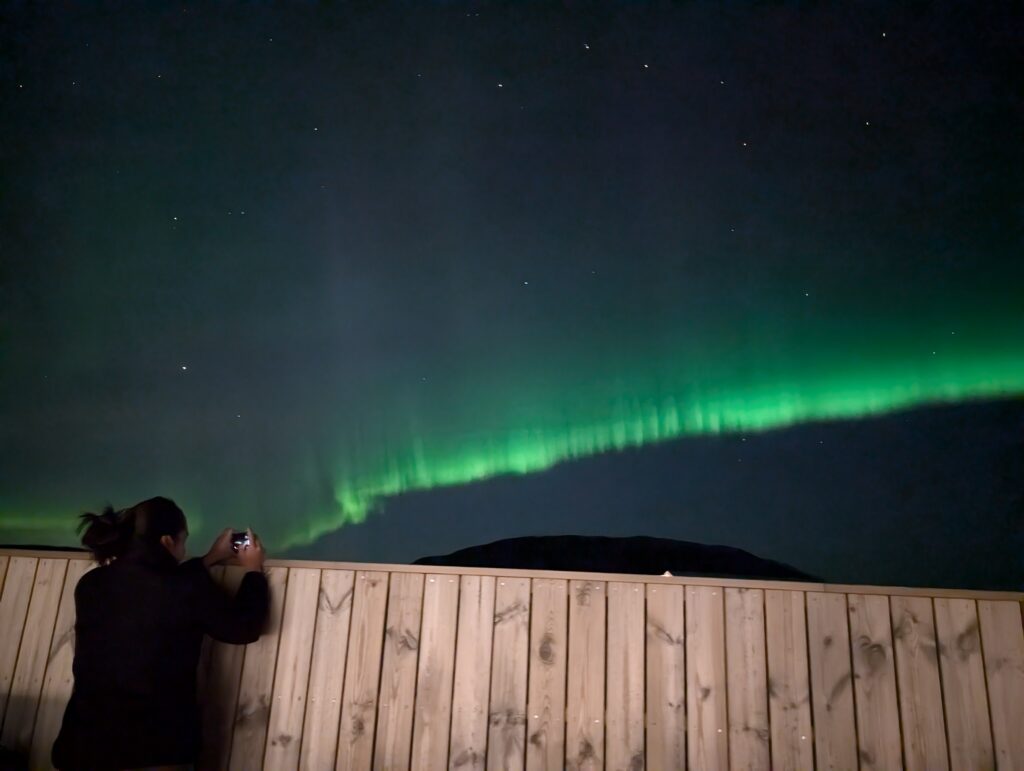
[173,216,178,221]
[523,280,529,285]
[181,365,188,371]
[865,121,870,126]
[742,142,748,147]
[583,43,590,50]
[643,63,649,69]
[497,83,504,88]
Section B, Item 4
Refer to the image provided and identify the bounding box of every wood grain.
[806,592,857,771]
[487,577,531,771]
[977,600,1024,770]
[410,574,459,771]
[373,572,425,771]
[336,570,390,771]
[301,569,356,771]
[606,582,644,771]
[890,595,948,771]
[686,585,728,771]
[765,590,813,770]
[725,587,769,771]
[848,593,903,770]
[526,579,568,771]
[229,566,289,770]
[646,583,685,771]
[264,567,320,769]
[449,574,496,771]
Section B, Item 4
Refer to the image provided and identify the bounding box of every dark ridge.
[415,534,815,581]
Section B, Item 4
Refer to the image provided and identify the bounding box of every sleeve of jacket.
[184,559,270,644]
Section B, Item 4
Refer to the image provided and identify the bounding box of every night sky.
[2,2,1022,589]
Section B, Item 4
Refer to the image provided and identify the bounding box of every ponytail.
[78,505,133,563]
[78,497,187,564]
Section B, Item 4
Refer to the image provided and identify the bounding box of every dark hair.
[78,496,186,563]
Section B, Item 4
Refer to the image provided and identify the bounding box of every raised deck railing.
[1,548,1022,770]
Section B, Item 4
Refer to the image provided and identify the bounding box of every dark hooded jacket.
[52,544,268,770]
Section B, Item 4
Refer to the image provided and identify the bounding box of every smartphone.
[231,531,251,552]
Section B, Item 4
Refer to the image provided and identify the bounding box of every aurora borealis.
[2,2,1022,588]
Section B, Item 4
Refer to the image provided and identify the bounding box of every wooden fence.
[0,548,1022,770]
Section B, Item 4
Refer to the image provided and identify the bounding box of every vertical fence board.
[449,575,496,771]
[0,557,38,726]
[848,593,903,770]
[891,596,949,771]
[373,572,425,771]
[29,559,92,770]
[725,587,769,771]
[687,585,728,771]
[977,600,1024,770]
[934,598,993,771]
[229,566,288,770]
[301,569,355,771]
[765,590,813,770]
[526,579,568,771]
[806,592,857,771]
[264,567,320,770]
[199,567,248,771]
[336,570,390,771]
[1,559,68,753]
[410,574,459,771]
[565,580,605,771]
[487,577,531,771]
[606,582,645,771]
[0,556,9,594]
[646,583,685,771]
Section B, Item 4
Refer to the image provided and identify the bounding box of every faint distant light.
[498,83,504,88]
[181,365,188,371]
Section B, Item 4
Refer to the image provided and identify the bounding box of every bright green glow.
[278,349,1024,549]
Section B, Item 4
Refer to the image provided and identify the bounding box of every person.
[52,497,269,771]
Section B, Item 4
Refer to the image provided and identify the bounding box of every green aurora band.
[279,347,1024,549]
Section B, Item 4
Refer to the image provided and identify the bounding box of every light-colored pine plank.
[336,570,390,771]
[373,572,425,771]
[848,593,903,770]
[199,566,249,771]
[229,566,289,770]
[725,587,769,771]
[806,592,857,771]
[0,556,8,594]
[765,590,813,770]
[29,559,92,770]
[646,583,685,771]
[487,577,531,771]
[264,567,321,769]
[686,585,728,771]
[606,582,645,771]
[977,600,1024,770]
[0,557,38,725]
[410,574,459,771]
[300,569,355,771]
[891,596,949,771]
[934,597,993,771]
[449,574,496,771]
[565,580,605,771]
[1,558,68,753]
[525,578,568,771]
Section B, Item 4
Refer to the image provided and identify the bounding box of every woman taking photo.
[52,496,269,771]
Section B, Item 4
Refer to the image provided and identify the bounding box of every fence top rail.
[1,546,1021,601]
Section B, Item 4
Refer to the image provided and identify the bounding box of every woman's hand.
[202,528,236,569]
[237,528,266,573]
